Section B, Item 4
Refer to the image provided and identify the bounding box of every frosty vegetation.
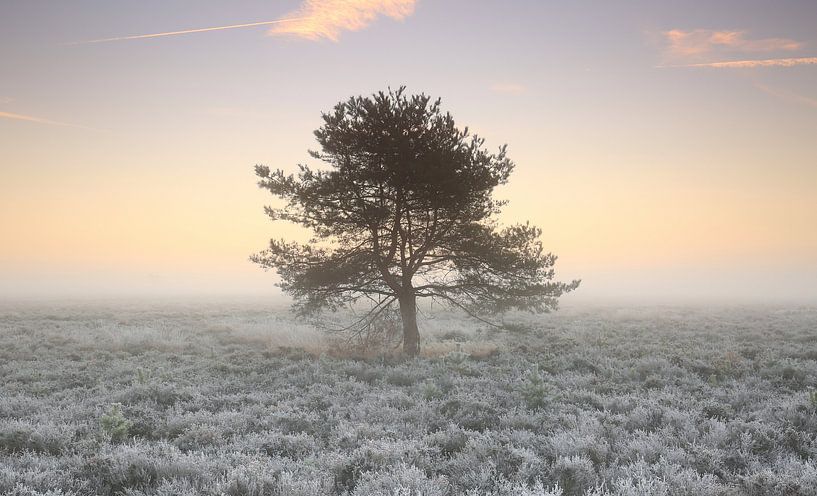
[1,303,816,495]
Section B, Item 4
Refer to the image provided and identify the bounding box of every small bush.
[440,399,499,432]
[351,463,448,496]
[519,371,551,410]
[100,404,132,443]
[0,425,64,455]
[261,432,318,459]
[550,456,597,496]
[420,381,444,401]
[172,424,222,452]
[427,428,470,458]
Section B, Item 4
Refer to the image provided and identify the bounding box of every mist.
[3,0,817,494]
[3,265,816,306]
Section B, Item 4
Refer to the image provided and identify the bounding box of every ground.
[1,302,816,495]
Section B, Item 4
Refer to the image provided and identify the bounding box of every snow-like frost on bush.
[2,305,817,495]
[350,463,449,496]
[465,480,563,496]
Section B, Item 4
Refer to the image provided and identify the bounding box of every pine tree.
[252,87,579,355]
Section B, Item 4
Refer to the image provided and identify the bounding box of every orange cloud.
[268,0,417,41]
[662,29,801,60]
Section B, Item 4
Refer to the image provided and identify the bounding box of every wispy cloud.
[0,111,99,130]
[65,18,308,45]
[663,29,801,59]
[660,56,817,69]
[0,96,13,105]
[268,0,417,41]
[490,83,527,95]
[755,83,817,108]
[657,29,815,70]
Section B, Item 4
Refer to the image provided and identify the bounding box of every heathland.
[1,303,816,495]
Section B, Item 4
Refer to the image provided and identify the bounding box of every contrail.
[755,83,817,109]
[657,56,817,69]
[0,110,102,131]
[64,17,310,45]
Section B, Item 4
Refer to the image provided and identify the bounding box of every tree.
[252,87,579,356]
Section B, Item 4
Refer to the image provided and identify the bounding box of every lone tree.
[252,88,579,355]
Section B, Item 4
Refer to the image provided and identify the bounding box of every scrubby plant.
[386,368,418,387]
[809,390,817,410]
[426,427,470,458]
[439,398,500,432]
[476,481,564,496]
[351,463,448,496]
[100,403,132,443]
[172,424,222,453]
[135,367,151,385]
[0,424,64,455]
[519,370,551,410]
[331,443,413,494]
[781,365,807,386]
[716,350,742,376]
[260,432,319,460]
[443,349,470,366]
[502,322,535,335]
[420,381,444,401]
[443,349,480,376]
[550,455,598,496]
[438,329,469,342]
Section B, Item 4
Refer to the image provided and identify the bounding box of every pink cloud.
[662,29,802,60]
[268,0,417,42]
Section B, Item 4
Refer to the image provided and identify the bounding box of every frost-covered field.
[1,303,816,496]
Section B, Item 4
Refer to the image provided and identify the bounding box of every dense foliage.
[1,304,816,495]
[253,88,578,354]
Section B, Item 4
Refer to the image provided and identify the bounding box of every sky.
[1,0,816,304]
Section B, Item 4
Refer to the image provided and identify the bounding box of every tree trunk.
[398,291,420,356]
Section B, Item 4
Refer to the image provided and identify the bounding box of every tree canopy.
[252,87,579,355]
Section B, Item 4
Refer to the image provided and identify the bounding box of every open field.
[1,303,816,495]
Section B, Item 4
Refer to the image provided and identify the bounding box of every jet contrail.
[0,110,102,131]
[657,56,817,69]
[755,83,817,109]
[64,17,310,45]
[1,110,75,126]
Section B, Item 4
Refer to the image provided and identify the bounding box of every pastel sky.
[1,0,816,303]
